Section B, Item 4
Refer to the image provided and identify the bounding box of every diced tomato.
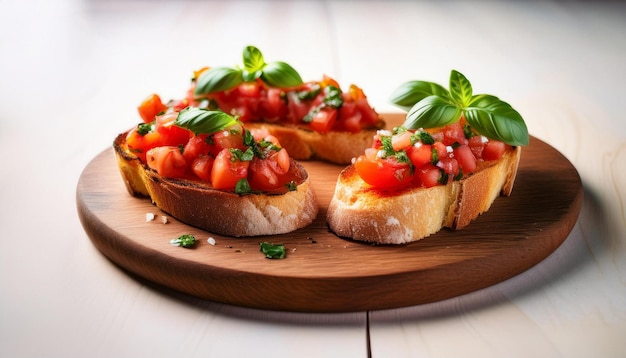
[321,75,340,89]
[125,126,161,162]
[259,87,286,120]
[191,155,214,182]
[248,150,291,191]
[347,84,365,100]
[285,92,311,123]
[454,144,477,174]
[468,135,485,158]
[208,124,245,156]
[482,140,507,161]
[183,134,211,162]
[354,150,413,190]
[154,112,191,147]
[210,149,249,190]
[438,157,459,177]
[237,82,261,97]
[415,164,442,188]
[145,146,187,178]
[441,122,467,146]
[138,94,168,123]
[336,101,362,133]
[432,142,448,161]
[391,131,413,151]
[309,108,337,134]
[407,143,432,169]
[273,148,290,173]
[354,98,380,127]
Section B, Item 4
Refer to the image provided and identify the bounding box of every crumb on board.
[146,213,155,222]
[207,237,216,245]
[160,215,168,224]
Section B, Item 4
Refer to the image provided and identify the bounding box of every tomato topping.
[190,155,214,182]
[146,146,187,178]
[138,94,168,123]
[191,73,379,133]
[407,143,432,169]
[438,156,459,177]
[440,122,467,146]
[354,150,413,190]
[392,131,412,151]
[208,124,246,156]
[454,144,477,173]
[211,149,249,190]
[415,164,442,188]
[482,140,506,161]
[309,108,337,134]
[468,135,485,158]
[353,124,512,191]
[155,112,191,147]
[125,127,155,161]
[183,135,211,162]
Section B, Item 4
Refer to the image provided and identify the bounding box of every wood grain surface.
[76,114,583,313]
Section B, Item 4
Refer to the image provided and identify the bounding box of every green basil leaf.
[261,61,303,88]
[243,45,265,73]
[260,242,286,259]
[175,107,238,135]
[389,80,450,111]
[170,234,196,248]
[235,178,252,194]
[449,70,472,107]
[242,46,265,82]
[403,95,462,129]
[194,67,244,95]
[465,94,529,146]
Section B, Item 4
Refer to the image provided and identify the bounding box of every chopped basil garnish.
[229,147,254,162]
[431,147,439,165]
[259,242,286,259]
[235,178,252,194]
[137,122,154,136]
[410,131,435,145]
[170,234,196,248]
[380,136,395,158]
[297,85,321,100]
[301,85,344,123]
[322,85,343,108]
[390,70,529,146]
[286,181,297,191]
[395,150,411,165]
[438,170,449,185]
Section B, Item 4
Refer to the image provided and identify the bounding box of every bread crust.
[245,123,380,164]
[113,132,319,237]
[327,146,521,244]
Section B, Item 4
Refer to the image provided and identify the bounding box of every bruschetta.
[114,107,318,237]
[169,46,384,164]
[327,70,529,244]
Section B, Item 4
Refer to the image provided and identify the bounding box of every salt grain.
[207,237,216,245]
[161,216,168,224]
[146,213,155,222]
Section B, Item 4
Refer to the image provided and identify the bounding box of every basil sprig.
[195,45,303,95]
[390,70,529,146]
[174,107,239,135]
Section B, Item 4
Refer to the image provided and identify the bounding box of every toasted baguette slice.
[113,133,319,237]
[245,123,380,165]
[327,146,521,244]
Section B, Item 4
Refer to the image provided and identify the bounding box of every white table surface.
[1,0,625,357]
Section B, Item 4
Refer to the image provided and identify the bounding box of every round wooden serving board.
[77,114,582,313]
